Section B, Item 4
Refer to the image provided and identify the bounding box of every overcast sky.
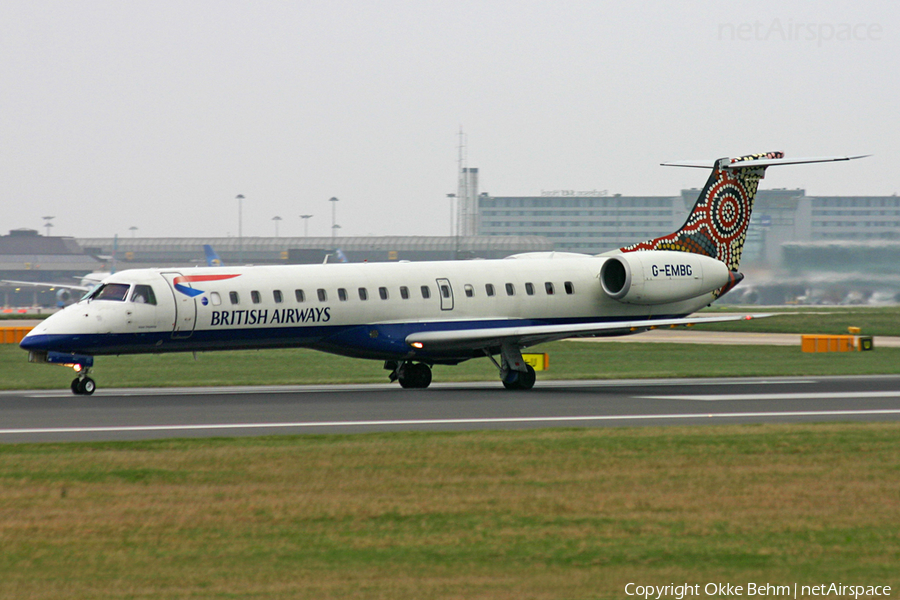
[2,1,897,239]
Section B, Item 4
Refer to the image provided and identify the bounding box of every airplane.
[19,152,866,395]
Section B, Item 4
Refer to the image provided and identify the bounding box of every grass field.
[3,310,899,598]
[1,424,898,599]
[3,304,900,389]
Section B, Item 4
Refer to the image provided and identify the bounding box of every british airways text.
[210,307,331,327]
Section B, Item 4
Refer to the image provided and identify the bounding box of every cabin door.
[436,278,454,311]
[161,272,197,339]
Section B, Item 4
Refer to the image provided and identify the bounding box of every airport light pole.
[129,226,138,238]
[300,214,313,237]
[236,194,245,263]
[272,216,282,237]
[329,197,339,248]
[42,216,54,237]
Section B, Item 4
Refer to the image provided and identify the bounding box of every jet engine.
[599,250,733,305]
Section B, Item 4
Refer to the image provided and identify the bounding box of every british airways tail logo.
[173,274,240,297]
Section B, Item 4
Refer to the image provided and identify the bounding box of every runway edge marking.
[3,409,900,435]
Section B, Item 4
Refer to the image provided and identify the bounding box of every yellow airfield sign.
[522,353,549,371]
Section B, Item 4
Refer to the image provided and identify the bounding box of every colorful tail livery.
[621,152,868,271]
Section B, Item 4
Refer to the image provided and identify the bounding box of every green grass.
[1,424,898,599]
[3,341,900,390]
[4,304,899,389]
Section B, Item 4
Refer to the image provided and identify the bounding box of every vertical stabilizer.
[620,151,784,271]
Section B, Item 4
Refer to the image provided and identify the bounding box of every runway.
[3,375,900,442]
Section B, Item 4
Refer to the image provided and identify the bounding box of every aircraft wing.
[406,313,772,351]
[1,279,92,292]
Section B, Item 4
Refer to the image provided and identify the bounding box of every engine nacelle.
[599,251,733,305]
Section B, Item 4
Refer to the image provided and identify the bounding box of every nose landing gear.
[27,351,97,395]
[71,372,96,395]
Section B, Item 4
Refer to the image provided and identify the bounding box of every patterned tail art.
[620,151,784,272]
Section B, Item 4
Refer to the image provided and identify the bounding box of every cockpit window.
[90,283,131,302]
[130,285,157,305]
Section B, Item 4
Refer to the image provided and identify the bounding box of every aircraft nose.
[19,315,73,352]
[20,330,51,351]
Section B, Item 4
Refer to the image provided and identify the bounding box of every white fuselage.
[21,252,726,363]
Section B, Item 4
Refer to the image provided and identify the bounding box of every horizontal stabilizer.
[406,313,772,351]
[662,155,869,169]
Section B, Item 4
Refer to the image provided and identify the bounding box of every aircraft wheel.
[413,363,432,389]
[71,378,83,395]
[79,377,96,396]
[502,365,536,390]
[518,365,536,390]
[399,363,431,389]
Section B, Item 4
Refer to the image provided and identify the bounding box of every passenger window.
[358,288,368,301]
[440,284,451,298]
[421,285,431,299]
[525,282,535,296]
[379,287,389,300]
[295,289,305,302]
[91,283,130,302]
[251,291,261,304]
[317,289,327,302]
[210,292,222,306]
[545,282,555,295]
[464,284,474,298]
[273,290,283,303]
[229,291,240,305]
[485,284,495,297]
[130,284,157,305]
[400,286,409,300]
[338,288,348,301]
[505,283,515,296]
[565,281,575,294]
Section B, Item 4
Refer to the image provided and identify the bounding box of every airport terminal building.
[478,189,900,263]
[3,179,900,307]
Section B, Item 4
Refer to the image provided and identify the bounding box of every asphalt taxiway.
[2,375,900,442]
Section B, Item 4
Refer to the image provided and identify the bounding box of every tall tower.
[456,128,479,236]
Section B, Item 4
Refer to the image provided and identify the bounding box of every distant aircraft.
[3,244,225,306]
[203,245,224,267]
[20,152,866,394]
[323,248,349,264]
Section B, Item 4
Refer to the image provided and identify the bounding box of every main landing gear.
[385,361,433,389]
[386,342,538,391]
[501,364,536,390]
[487,343,536,391]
